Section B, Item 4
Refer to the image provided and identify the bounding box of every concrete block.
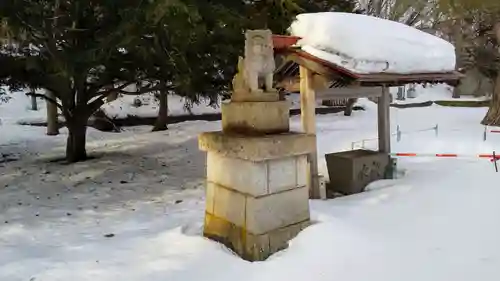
[210,182,247,227]
[204,212,272,261]
[268,220,311,253]
[232,90,280,102]
[268,157,297,194]
[244,232,271,261]
[199,132,315,162]
[246,186,310,235]
[222,101,290,135]
[204,212,246,258]
[204,211,310,262]
[205,180,215,213]
[325,149,390,195]
[207,152,268,197]
[296,155,308,187]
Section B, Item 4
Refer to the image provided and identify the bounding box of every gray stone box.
[325,149,390,195]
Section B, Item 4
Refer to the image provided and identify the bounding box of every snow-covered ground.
[390,84,489,105]
[2,91,314,131]
[102,94,221,119]
[1,86,500,281]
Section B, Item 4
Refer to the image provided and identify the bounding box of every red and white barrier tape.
[390,153,500,162]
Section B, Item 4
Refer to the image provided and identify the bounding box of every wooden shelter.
[272,37,463,198]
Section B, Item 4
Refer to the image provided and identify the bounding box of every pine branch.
[119,84,163,95]
[87,95,106,115]
[25,92,64,111]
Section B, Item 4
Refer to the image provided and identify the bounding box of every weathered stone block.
[210,182,247,227]
[221,101,290,135]
[205,180,216,214]
[296,155,308,187]
[199,132,315,162]
[268,220,311,253]
[204,212,273,261]
[246,186,310,235]
[204,212,246,258]
[204,212,310,262]
[231,90,280,102]
[244,232,271,261]
[268,157,298,194]
[207,152,268,197]
[325,149,390,195]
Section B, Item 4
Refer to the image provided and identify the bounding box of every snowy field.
[1,85,500,281]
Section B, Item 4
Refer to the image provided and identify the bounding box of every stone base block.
[200,131,313,261]
[221,101,290,135]
[199,132,315,162]
[231,90,280,102]
[206,182,310,234]
[204,212,310,261]
[207,153,308,197]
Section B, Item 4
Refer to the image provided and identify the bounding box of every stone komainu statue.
[243,29,276,93]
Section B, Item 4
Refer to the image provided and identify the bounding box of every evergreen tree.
[137,0,356,131]
[0,0,178,162]
[0,88,9,104]
[0,0,357,160]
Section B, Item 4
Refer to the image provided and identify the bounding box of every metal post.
[494,151,498,173]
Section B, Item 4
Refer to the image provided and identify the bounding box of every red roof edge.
[272,35,301,50]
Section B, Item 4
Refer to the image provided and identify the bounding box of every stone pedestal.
[222,101,290,135]
[199,132,314,261]
[200,28,314,261]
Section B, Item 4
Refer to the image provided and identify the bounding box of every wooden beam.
[377,86,391,153]
[356,71,463,87]
[300,66,321,199]
[291,54,335,78]
[315,86,383,100]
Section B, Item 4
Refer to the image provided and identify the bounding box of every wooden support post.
[377,85,391,153]
[300,66,321,199]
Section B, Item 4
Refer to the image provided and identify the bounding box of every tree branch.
[119,84,164,95]
[25,92,64,112]
[90,81,131,98]
[87,95,106,115]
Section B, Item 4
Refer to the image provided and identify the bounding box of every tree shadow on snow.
[0,135,207,225]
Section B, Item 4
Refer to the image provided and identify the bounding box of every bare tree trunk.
[452,21,463,99]
[481,23,500,126]
[481,74,500,126]
[46,91,59,136]
[66,115,88,162]
[46,0,60,136]
[152,91,168,132]
[30,94,38,111]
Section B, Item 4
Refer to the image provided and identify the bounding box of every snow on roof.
[289,12,456,75]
